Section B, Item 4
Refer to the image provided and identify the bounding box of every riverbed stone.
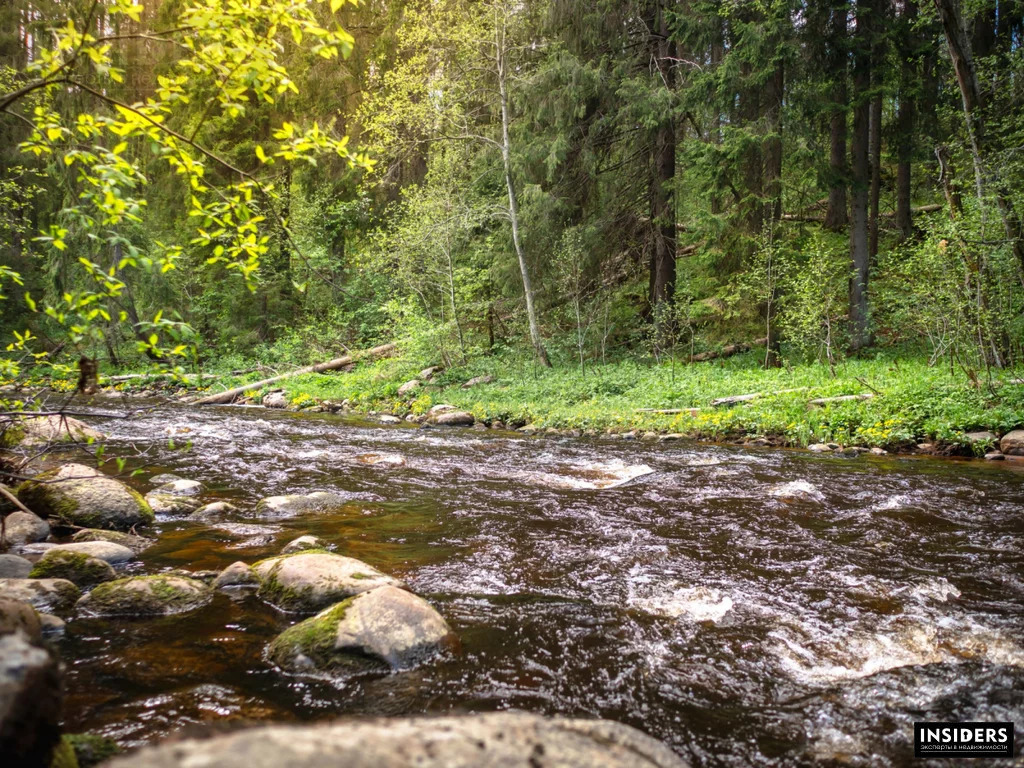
[16,463,154,531]
[0,597,41,640]
[0,578,80,614]
[29,550,115,587]
[38,541,134,564]
[0,555,32,579]
[430,410,475,427]
[213,562,259,590]
[0,632,63,768]
[77,574,212,618]
[254,492,350,520]
[71,529,153,554]
[378,414,401,425]
[253,551,402,613]
[148,473,183,486]
[37,614,64,637]
[355,452,406,467]
[189,501,241,521]
[999,429,1024,455]
[808,443,831,453]
[101,712,688,768]
[269,585,454,672]
[1,511,49,546]
[145,491,202,515]
[4,414,106,448]
[153,479,203,496]
[769,480,825,503]
[281,535,325,555]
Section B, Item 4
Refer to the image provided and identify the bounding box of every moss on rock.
[267,598,380,673]
[76,574,211,617]
[65,734,120,767]
[17,464,154,532]
[29,551,115,587]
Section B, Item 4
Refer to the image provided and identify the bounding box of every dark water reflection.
[51,401,1024,766]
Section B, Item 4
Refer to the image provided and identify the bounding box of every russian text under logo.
[914,722,1015,759]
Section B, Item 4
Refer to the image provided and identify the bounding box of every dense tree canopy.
[2,0,1023,378]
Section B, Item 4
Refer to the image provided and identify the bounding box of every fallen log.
[690,337,768,363]
[808,393,875,406]
[191,343,397,405]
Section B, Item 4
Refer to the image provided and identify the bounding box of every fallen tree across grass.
[192,343,397,406]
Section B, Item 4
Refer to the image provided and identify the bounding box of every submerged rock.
[354,453,406,467]
[269,585,454,673]
[212,562,259,590]
[153,479,203,496]
[1,511,49,546]
[254,492,350,520]
[280,535,325,555]
[0,578,80,614]
[253,552,401,613]
[189,501,241,521]
[0,632,63,767]
[0,555,32,579]
[29,550,115,587]
[145,491,202,515]
[526,461,655,491]
[71,529,153,554]
[4,414,105,448]
[147,473,183,486]
[378,415,401,425]
[77,575,212,618]
[769,480,825,503]
[101,712,687,768]
[16,463,154,532]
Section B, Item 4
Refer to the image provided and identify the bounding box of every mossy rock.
[0,578,81,615]
[145,491,201,515]
[29,551,115,587]
[66,734,121,767]
[5,415,105,449]
[50,735,79,768]
[76,575,212,618]
[71,529,154,554]
[17,463,154,532]
[252,552,402,613]
[268,586,455,673]
[253,492,350,519]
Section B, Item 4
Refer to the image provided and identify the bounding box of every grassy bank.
[98,348,1024,455]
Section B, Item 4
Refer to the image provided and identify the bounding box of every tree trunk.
[868,94,882,259]
[825,1,850,232]
[894,1,917,240]
[496,17,551,367]
[849,0,873,351]
[648,0,676,320]
[764,57,784,223]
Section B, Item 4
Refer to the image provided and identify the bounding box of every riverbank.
[80,349,1024,458]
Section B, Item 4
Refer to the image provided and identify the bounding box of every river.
[53,401,1024,766]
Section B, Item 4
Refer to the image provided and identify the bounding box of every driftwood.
[690,337,768,363]
[808,393,875,406]
[709,387,809,407]
[635,407,701,416]
[192,343,397,405]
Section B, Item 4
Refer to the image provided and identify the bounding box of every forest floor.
[93,348,1024,456]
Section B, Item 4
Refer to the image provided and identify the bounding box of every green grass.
[186,348,1024,454]
[27,347,1024,454]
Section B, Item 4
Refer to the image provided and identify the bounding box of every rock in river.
[0,555,32,579]
[0,632,63,768]
[212,562,259,590]
[28,541,134,565]
[269,585,454,672]
[4,414,105,447]
[145,491,202,515]
[71,528,153,554]
[254,492,350,519]
[76,575,212,618]
[16,463,154,531]
[28,550,115,587]
[253,552,402,613]
[101,712,687,768]
[429,410,475,427]
[999,429,1024,456]
[769,480,825,503]
[0,579,80,614]
[0,511,49,546]
[0,597,41,640]
[280,535,325,555]
[153,479,203,497]
[189,501,241,521]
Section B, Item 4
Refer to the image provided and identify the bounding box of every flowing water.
[47,401,1024,766]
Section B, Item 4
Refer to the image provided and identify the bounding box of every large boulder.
[28,541,134,565]
[0,633,63,768]
[71,529,153,555]
[2,414,105,448]
[0,555,32,579]
[0,578,80,614]
[263,391,289,409]
[254,492,350,520]
[253,552,401,613]
[101,713,687,768]
[16,463,154,531]
[269,586,454,672]
[76,575,212,618]
[430,410,475,427]
[396,379,421,396]
[999,429,1024,456]
[29,550,115,587]
[1,511,49,546]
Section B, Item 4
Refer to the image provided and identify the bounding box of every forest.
[1,0,1024,448]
